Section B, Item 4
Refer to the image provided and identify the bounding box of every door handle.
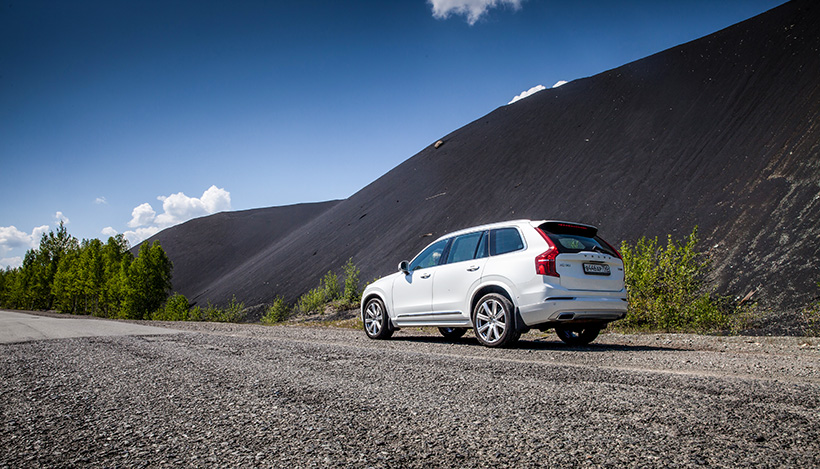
[420,273,431,279]
[466,266,480,272]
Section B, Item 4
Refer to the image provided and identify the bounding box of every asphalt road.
[0,310,180,344]
[1,312,819,467]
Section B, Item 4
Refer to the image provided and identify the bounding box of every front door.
[391,238,449,325]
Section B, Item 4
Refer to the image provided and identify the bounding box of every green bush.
[200,296,245,323]
[262,296,290,324]
[322,270,341,301]
[150,293,191,321]
[296,285,327,314]
[293,260,363,315]
[618,227,731,332]
[188,305,203,321]
[342,258,361,304]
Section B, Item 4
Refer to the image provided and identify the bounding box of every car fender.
[468,276,520,311]
[361,279,396,320]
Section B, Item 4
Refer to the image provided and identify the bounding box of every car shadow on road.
[394,335,686,352]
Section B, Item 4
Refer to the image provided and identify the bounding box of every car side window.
[446,231,483,264]
[490,228,524,256]
[409,239,449,271]
[475,231,489,259]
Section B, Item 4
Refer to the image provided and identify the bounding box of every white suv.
[361,220,627,347]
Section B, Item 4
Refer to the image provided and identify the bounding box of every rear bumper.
[518,296,628,327]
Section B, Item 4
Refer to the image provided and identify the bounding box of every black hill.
[144,0,820,316]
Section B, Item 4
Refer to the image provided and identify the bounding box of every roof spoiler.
[538,220,598,237]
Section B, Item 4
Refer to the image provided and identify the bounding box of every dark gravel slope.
[151,0,820,312]
[2,325,819,467]
[139,201,339,302]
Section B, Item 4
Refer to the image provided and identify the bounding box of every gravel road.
[2,319,819,468]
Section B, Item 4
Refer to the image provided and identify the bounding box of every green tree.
[52,245,81,313]
[122,241,173,319]
[30,222,77,309]
[99,235,132,317]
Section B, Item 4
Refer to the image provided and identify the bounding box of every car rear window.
[538,222,617,257]
[490,228,524,256]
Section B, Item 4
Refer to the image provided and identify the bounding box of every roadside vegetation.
[0,223,173,320]
[144,258,363,325]
[615,227,755,333]
[262,258,362,324]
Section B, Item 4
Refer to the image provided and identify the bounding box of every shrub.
[200,296,245,323]
[188,305,203,321]
[150,293,191,321]
[262,296,290,324]
[322,270,341,301]
[296,286,326,315]
[294,260,363,315]
[618,227,731,332]
[342,258,361,304]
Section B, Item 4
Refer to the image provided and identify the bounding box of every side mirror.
[398,260,410,274]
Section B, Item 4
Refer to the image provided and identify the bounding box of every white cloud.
[33,225,49,242]
[128,203,156,228]
[1,256,23,269]
[508,84,546,105]
[54,211,70,225]
[429,0,522,25]
[0,225,49,268]
[95,196,108,205]
[101,227,118,238]
[0,225,49,251]
[122,226,160,247]
[120,185,231,245]
[552,80,568,88]
[154,185,231,227]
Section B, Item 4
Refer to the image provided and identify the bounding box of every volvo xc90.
[361,220,627,347]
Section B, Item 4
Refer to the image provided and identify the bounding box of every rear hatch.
[537,221,624,292]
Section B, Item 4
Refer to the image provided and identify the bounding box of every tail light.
[535,228,560,277]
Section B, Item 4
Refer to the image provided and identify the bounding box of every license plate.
[583,263,611,275]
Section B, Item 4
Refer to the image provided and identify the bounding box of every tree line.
[0,222,172,320]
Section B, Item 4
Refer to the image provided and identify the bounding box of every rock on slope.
[148,0,820,313]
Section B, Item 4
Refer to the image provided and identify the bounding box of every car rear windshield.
[538,222,618,257]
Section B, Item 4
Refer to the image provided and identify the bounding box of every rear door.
[431,231,488,318]
[538,222,625,292]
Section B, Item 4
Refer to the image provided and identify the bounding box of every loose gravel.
[2,321,819,468]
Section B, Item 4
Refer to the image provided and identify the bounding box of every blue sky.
[0,0,785,268]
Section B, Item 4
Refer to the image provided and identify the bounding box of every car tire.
[363,297,393,340]
[472,293,520,348]
[555,325,601,345]
[438,327,468,339]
